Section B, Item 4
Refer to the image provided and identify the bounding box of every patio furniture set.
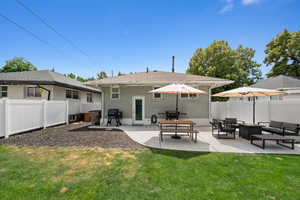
[210,118,300,150]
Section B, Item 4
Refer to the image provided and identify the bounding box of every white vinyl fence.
[68,100,101,115]
[211,100,300,124]
[0,99,68,138]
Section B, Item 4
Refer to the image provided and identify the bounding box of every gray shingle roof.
[251,75,300,90]
[87,71,233,88]
[0,70,100,93]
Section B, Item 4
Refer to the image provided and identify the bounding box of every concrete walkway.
[91,125,300,154]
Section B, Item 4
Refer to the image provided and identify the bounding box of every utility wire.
[0,12,62,53]
[15,0,96,64]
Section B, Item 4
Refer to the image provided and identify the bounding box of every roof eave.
[0,80,101,93]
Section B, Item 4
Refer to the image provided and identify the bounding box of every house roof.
[87,71,233,88]
[0,70,101,93]
[251,75,300,90]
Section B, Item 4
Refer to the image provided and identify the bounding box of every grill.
[107,109,122,126]
[165,111,180,120]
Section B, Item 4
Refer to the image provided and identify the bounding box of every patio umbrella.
[212,87,287,124]
[149,83,207,119]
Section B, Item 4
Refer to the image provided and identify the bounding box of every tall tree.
[117,72,124,76]
[96,71,108,79]
[65,73,76,79]
[0,57,37,72]
[64,73,87,82]
[187,40,261,100]
[264,29,300,77]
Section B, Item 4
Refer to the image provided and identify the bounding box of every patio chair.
[213,121,236,139]
[209,119,219,134]
[225,118,244,129]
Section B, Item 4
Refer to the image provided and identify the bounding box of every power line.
[0,12,62,53]
[15,0,97,64]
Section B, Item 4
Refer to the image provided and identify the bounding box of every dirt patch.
[0,122,143,149]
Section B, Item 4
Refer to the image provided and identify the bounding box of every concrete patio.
[91,125,300,155]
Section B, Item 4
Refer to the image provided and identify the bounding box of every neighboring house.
[0,70,101,120]
[229,75,300,102]
[88,71,233,126]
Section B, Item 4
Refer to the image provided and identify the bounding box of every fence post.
[65,100,69,125]
[3,99,9,138]
[43,100,47,129]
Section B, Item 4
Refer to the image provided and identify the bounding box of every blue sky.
[0,0,299,78]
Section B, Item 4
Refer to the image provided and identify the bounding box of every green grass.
[0,145,299,200]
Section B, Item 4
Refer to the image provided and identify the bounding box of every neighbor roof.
[0,70,100,93]
[251,75,300,90]
[87,71,233,88]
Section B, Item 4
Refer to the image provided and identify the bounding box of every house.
[229,75,300,102]
[0,70,102,120]
[88,71,233,126]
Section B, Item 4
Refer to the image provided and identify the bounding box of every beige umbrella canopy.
[213,87,287,123]
[149,84,206,119]
[213,87,286,97]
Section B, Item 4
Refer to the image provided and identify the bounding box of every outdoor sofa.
[258,121,300,136]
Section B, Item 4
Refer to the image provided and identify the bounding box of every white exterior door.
[132,96,145,124]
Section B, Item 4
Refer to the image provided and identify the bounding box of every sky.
[0,0,299,78]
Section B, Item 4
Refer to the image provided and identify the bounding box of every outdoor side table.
[239,124,262,140]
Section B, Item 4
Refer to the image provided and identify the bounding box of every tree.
[76,76,87,82]
[264,29,300,77]
[117,72,124,76]
[65,73,87,82]
[187,40,262,100]
[0,57,37,72]
[65,73,76,79]
[87,77,95,81]
[96,71,108,79]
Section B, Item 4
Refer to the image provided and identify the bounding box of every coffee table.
[250,134,295,149]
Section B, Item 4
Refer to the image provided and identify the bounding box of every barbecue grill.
[107,109,122,126]
[165,111,180,120]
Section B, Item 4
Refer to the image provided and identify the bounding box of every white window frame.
[152,86,162,100]
[87,93,93,103]
[27,87,41,98]
[180,93,198,100]
[0,86,8,98]
[111,86,120,100]
[66,89,80,100]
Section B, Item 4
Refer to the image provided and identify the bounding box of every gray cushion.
[269,121,283,129]
[282,122,299,132]
[262,127,283,134]
[284,130,298,136]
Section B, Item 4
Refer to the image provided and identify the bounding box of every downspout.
[37,85,51,100]
[101,86,105,125]
[208,87,212,121]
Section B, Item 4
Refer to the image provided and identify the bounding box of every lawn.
[0,145,299,200]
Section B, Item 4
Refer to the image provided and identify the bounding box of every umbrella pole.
[253,96,256,124]
[171,93,181,139]
[176,93,179,120]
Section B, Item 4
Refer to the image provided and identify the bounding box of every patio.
[92,125,300,155]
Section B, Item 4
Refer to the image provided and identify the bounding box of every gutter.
[37,85,51,100]
[0,80,101,93]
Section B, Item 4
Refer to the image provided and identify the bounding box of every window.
[180,93,189,99]
[66,89,79,99]
[152,87,162,99]
[0,86,8,98]
[111,86,120,99]
[87,93,93,103]
[27,87,41,97]
[180,93,198,99]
